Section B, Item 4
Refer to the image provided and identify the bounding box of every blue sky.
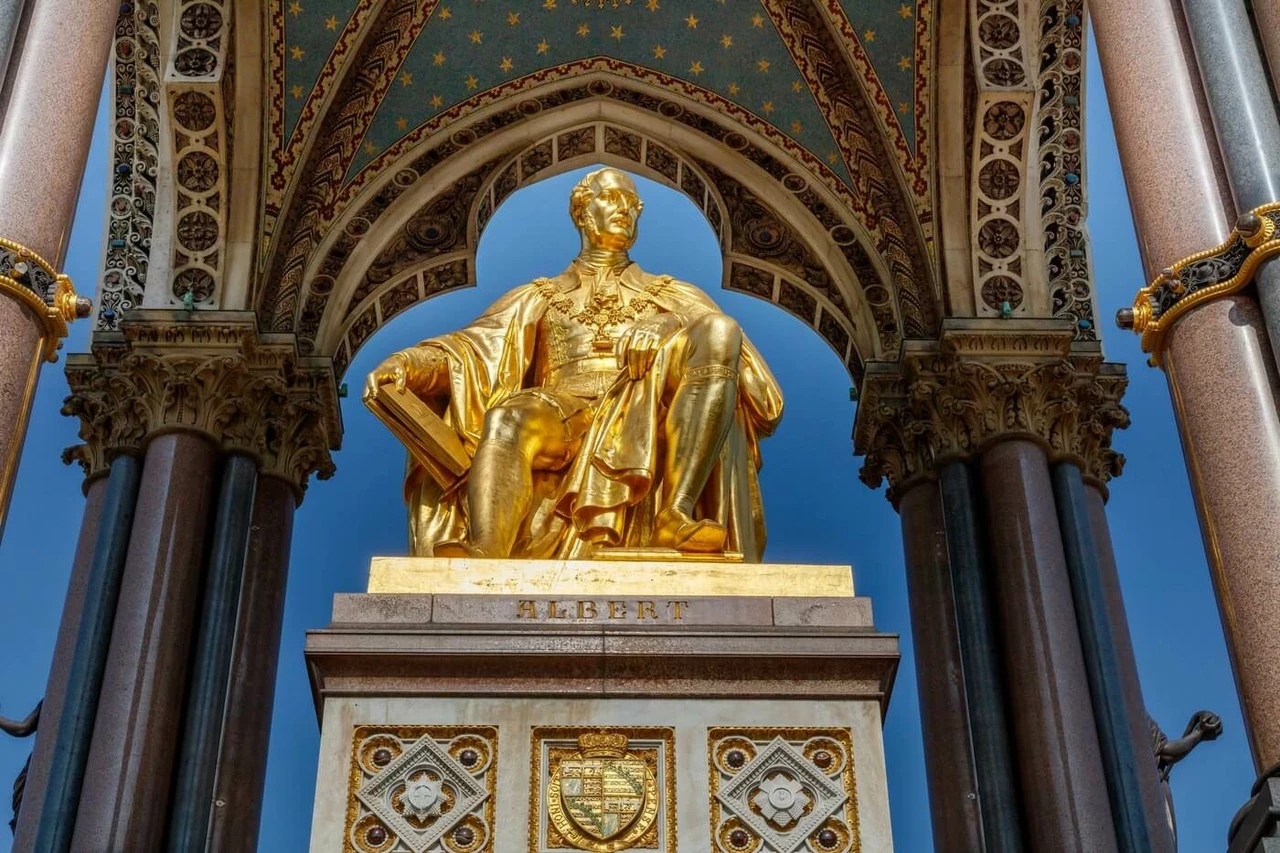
[0,40,1257,852]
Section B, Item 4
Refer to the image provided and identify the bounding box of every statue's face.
[579,170,641,251]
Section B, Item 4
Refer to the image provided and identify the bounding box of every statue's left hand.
[616,313,681,379]
[364,352,411,401]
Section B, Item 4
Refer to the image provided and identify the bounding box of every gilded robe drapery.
[403,263,784,561]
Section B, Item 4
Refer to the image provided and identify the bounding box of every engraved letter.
[668,600,689,620]
[577,600,598,619]
[637,600,658,620]
[608,600,627,619]
[548,600,565,619]
[517,600,537,619]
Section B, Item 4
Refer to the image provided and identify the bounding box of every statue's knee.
[481,403,532,445]
[692,313,742,362]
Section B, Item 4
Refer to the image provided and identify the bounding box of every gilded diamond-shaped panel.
[709,729,859,853]
[345,725,498,853]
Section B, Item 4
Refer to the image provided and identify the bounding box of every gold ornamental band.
[1118,201,1280,366]
[0,235,91,362]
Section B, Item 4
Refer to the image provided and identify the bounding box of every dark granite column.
[206,475,297,851]
[980,440,1117,853]
[897,479,984,852]
[1085,484,1175,847]
[22,454,141,853]
[12,473,107,844]
[938,461,1025,852]
[167,453,258,851]
[1052,462,1173,853]
[70,433,218,852]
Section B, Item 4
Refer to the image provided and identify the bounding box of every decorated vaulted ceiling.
[249,0,946,383]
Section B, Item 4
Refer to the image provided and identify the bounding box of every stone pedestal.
[305,559,899,853]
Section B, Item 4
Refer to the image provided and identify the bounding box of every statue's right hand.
[364,352,411,400]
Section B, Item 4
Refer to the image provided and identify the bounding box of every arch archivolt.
[315,103,887,382]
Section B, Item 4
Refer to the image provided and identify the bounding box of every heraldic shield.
[547,733,660,852]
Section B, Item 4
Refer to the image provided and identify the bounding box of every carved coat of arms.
[547,733,659,852]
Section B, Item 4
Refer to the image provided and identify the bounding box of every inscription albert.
[515,599,690,622]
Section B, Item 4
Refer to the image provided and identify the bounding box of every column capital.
[854,321,1128,504]
[60,310,344,499]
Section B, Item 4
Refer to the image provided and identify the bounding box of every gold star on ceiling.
[611,25,625,40]
[577,23,590,36]
[500,56,513,71]
[465,74,479,89]
[469,29,482,44]
[290,84,304,99]
[507,11,520,25]
[761,100,774,115]
[791,80,803,92]
[864,29,875,42]
[751,13,764,27]
[543,0,556,8]
[897,55,911,70]
[325,15,338,30]
[537,39,550,54]
[689,60,704,74]
[438,6,452,19]
[646,0,660,9]
[396,117,408,130]
[289,45,305,60]
[727,81,740,95]
[899,4,913,18]
[652,44,666,59]
[288,0,302,15]
[898,101,910,114]
[433,51,445,65]
[720,34,733,48]
[399,71,413,85]
[430,94,444,108]
[757,59,770,72]
[364,142,377,155]
[791,120,803,133]
[685,13,699,28]
[827,152,839,164]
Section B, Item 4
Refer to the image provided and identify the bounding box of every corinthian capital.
[854,321,1128,504]
[62,310,343,498]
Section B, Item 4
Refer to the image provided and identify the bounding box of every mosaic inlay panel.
[708,728,859,853]
[530,727,677,853]
[345,725,498,853]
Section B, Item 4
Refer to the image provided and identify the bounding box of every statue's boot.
[654,366,737,553]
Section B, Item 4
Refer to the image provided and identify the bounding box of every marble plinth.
[305,559,899,853]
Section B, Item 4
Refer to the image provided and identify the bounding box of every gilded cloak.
[403,263,784,561]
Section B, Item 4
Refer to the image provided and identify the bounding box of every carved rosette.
[61,311,342,497]
[854,325,1127,504]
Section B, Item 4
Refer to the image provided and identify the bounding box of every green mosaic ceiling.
[280,0,923,189]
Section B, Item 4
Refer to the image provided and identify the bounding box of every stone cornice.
[61,310,344,499]
[854,320,1128,504]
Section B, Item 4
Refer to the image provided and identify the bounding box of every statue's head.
[569,167,643,252]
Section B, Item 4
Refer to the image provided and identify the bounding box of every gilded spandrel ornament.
[363,167,784,561]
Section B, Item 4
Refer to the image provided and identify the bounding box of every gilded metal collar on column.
[1116,202,1280,365]
[0,238,91,360]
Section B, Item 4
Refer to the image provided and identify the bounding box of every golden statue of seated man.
[364,167,784,561]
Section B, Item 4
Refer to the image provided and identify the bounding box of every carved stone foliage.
[1038,0,1098,340]
[166,0,231,309]
[854,325,1128,503]
[345,726,497,853]
[62,312,342,496]
[98,0,162,330]
[709,729,858,853]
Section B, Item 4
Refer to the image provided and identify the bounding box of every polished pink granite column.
[981,440,1118,853]
[207,475,297,851]
[70,433,217,851]
[1094,0,1280,773]
[1164,297,1280,770]
[898,480,984,851]
[11,476,106,842]
[1253,2,1280,93]
[0,0,119,535]
[0,294,42,536]
[1086,485,1177,850]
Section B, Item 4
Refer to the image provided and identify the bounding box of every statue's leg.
[458,395,571,558]
[655,313,742,552]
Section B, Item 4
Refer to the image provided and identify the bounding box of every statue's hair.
[568,167,641,227]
